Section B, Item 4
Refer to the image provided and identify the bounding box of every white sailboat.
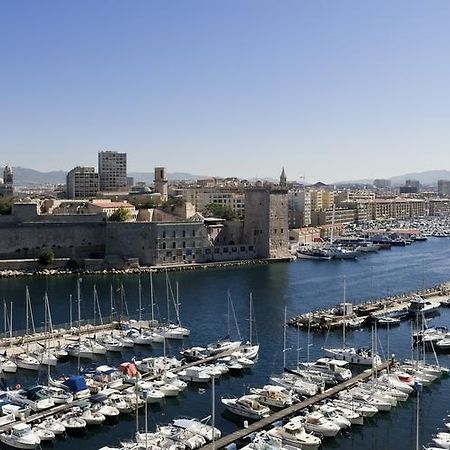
[239,292,260,359]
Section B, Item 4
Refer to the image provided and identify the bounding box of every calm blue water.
[1,238,450,449]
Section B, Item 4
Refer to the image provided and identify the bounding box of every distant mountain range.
[9,166,450,188]
[335,170,450,186]
[10,167,204,187]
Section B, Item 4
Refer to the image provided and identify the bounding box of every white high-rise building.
[66,166,99,199]
[98,151,127,192]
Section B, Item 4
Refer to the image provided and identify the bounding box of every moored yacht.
[221,395,270,420]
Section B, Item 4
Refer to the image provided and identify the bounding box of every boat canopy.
[63,376,88,392]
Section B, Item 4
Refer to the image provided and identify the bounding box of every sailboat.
[32,293,58,366]
[239,292,260,360]
[157,274,190,340]
[207,290,242,355]
[323,277,381,366]
[2,301,17,373]
[12,288,40,371]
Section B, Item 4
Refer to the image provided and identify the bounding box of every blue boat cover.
[63,376,88,392]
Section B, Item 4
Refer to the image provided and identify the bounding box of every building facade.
[288,190,311,228]
[0,165,13,197]
[98,151,127,192]
[438,180,450,196]
[66,166,99,199]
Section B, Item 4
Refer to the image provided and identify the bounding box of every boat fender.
[15,383,21,390]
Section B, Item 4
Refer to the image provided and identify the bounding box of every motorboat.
[152,379,181,397]
[59,412,87,433]
[172,417,221,442]
[408,296,441,318]
[300,358,352,383]
[243,430,311,450]
[376,316,401,327]
[323,347,382,366]
[79,406,106,425]
[0,355,17,373]
[221,395,270,420]
[99,336,124,352]
[328,401,364,425]
[32,348,58,366]
[297,248,331,260]
[318,403,351,429]
[0,423,41,449]
[270,373,320,397]
[31,427,55,442]
[180,346,208,362]
[131,381,165,403]
[249,385,295,408]
[33,418,65,436]
[178,367,211,383]
[87,340,107,355]
[332,398,378,418]
[11,353,40,371]
[107,393,134,414]
[292,412,341,437]
[268,422,322,449]
[158,425,206,449]
[65,342,94,359]
[126,328,153,345]
[50,375,91,400]
[7,386,55,412]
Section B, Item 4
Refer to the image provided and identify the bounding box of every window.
[214,248,220,254]
[172,242,176,249]
[240,246,246,251]
[274,229,277,234]
[192,230,196,237]
[172,230,176,238]
[223,247,228,253]
[162,231,166,238]
[182,241,186,248]
[281,228,284,233]
[162,242,166,250]
[182,230,186,237]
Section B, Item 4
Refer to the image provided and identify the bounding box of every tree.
[109,207,132,222]
[38,248,55,266]
[0,196,12,215]
[202,203,238,221]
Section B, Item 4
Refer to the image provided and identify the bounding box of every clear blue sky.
[1,1,450,182]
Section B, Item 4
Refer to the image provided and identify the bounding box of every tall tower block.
[154,167,168,201]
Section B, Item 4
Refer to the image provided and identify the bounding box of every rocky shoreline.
[0,257,292,278]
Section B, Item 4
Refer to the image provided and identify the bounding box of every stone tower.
[154,167,168,201]
[243,187,290,259]
[1,165,13,196]
[280,167,287,187]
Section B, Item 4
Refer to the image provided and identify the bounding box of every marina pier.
[202,360,393,450]
[288,282,450,331]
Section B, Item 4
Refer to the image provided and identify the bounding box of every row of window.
[161,230,196,238]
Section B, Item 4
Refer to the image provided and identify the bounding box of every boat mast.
[150,272,155,325]
[69,294,73,329]
[138,277,142,322]
[77,277,82,374]
[283,306,287,370]
[330,204,336,245]
[25,286,29,336]
[212,373,216,450]
[165,271,170,324]
[175,281,181,325]
[3,299,6,339]
[249,292,253,345]
[9,301,13,339]
[342,276,346,349]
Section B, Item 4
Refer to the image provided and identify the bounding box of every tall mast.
[9,301,13,339]
[165,271,170,324]
[342,276,346,349]
[150,272,155,324]
[138,277,142,322]
[3,300,6,339]
[25,286,29,336]
[110,284,114,320]
[283,306,287,370]
[69,294,73,329]
[249,292,253,345]
[77,278,82,331]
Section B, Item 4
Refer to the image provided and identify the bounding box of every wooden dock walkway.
[202,360,392,450]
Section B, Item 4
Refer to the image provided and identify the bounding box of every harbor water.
[1,237,450,449]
